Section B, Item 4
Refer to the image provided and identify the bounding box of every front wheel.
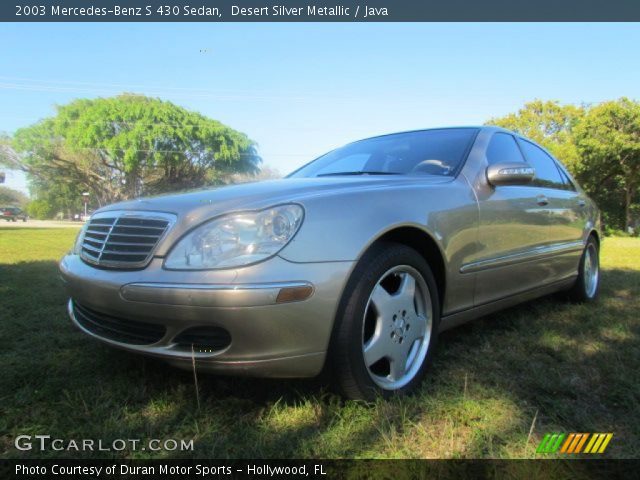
[331,243,440,401]
[567,236,600,302]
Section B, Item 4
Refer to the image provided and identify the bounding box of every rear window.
[289,128,478,178]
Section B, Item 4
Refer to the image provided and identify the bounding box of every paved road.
[0,219,83,228]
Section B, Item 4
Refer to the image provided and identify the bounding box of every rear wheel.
[567,236,600,302]
[331,243,440,401]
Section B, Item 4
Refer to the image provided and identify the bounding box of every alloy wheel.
[584,243,599,298]
[361,265,433,390]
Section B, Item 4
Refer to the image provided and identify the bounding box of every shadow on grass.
[1,260,638,459]
[431,267,640,457]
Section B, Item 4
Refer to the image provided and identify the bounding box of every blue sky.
[1,23,639,194]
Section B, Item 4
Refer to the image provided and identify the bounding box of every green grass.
[1,228,638,459]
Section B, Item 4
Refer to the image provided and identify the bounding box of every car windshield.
[289,128,478,178]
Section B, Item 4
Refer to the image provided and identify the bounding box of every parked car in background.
[2,206,28,222]
[59,126,601,400]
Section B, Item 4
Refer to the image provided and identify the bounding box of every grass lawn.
[0,227,638,459]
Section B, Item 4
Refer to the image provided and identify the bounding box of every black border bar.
[2,459,640,479]
[4,0,640,22]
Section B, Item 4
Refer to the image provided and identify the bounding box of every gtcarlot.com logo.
[14,435,194,452]
[537,432,613,454]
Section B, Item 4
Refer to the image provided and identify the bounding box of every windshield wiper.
[316,171,402,177]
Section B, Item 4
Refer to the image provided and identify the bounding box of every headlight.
[72,222,89,255]
[164,204,304,270]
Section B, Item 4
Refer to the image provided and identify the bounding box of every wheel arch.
[325,225,447,397]
[368,225,447,308]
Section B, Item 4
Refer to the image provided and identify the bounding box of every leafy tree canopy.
[487,99,584,168]
[11,94,261,208]
[0,185,28,207]
[574,98,640,230]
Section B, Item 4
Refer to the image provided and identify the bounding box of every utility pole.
[82,192,90,219]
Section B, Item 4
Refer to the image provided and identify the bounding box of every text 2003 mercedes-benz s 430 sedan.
[60,127,601,400]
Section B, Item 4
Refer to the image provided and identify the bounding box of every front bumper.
[60,254,354,377]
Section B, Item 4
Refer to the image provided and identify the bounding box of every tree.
[228,165,282,184]
[574,98,640,231]
[0,133,12,185]
[0,185,28,207]
[487,100,584,169]
[10,94,261,208]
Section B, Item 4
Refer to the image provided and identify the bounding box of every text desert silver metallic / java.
[60,126,601,400]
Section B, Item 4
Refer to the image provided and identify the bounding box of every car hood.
[96,175,452,217]
[94,175,452,257]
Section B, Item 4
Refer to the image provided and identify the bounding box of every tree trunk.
[625,184,634,232]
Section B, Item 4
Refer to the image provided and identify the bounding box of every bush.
[27,199,55,220]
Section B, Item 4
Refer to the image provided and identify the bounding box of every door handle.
[536,195,549,206]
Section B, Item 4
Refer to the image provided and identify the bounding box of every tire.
[567,236,600,302]
[331,242,440,401]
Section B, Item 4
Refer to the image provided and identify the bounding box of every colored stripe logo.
[536,433,613,454]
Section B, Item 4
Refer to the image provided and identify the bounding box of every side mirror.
[486,162,535,186]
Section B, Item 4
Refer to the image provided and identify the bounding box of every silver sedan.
[60,126,601,400]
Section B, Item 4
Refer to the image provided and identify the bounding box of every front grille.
[80,211,174,268]
[72,301,166,345]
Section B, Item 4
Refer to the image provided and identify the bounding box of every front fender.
[278,180,480,314]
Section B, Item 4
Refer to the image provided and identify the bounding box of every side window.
[486,133,524,165]
[557,166,577,191]
[518,140,564,189]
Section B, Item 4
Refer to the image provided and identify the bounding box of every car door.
[470,132,555,305]
[517,139,585,283]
